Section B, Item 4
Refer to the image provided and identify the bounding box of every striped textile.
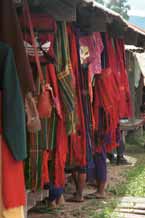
[55,22,76,135]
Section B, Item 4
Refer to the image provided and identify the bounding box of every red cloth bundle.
[54,118,68,188]
[2,138,26,209]
[94,68,119,133]
[0,92,26,209]
[41,150,50,188]
[67,24,87,167]
[115,39,132,118]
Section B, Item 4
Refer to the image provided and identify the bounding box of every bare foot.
[67,194,84,202]
[96,192,106,199]
[48,200,57,209]
[56,194,65,206]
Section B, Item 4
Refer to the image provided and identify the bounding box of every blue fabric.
[48,184,64,202]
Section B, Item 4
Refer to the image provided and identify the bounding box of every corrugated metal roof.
[82,0,145,38]
[128,23,145,37]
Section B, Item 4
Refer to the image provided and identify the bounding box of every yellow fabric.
[0,135,25,218]
[2,206,24,218]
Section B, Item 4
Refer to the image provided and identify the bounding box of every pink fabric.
[80,32,103,77]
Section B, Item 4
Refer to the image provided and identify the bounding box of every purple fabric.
[87,145,107,182]
[116,127,121,144]
[104,133,112,145]
[94,145,107,182]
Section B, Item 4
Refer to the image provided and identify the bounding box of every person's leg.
[72,171,79,195]
[116,136,125,157]
[94,146,107,198]
[71,168,86,202]
[48,185,57,208]
[48,185,64,208]
[96,181,106,198]
[116,134,129,165]
[77,173,86,201]
[55,188,65,206]
[106,152,116,164]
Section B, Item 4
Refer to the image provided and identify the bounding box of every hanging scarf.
[54,117,68,188]
[55,22,76,135]
[93,33,122,153]
[67,24,87,168]
[115,39,132,118]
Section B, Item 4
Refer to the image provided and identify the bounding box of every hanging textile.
[0,42,27,161]
[78,29,95,164]
[0,0,35,95]
[2,137,26,209]
[80,32,104,103]
[93,34,121,153]
[26,66,58,190]
[0,91,26,210]
[20,13,57,65]
[46,64,62,119]
[0,139,24,218]
[54,117,68,188]
[80,32,104,76]
[55,22,76,135]
[105,33,120,112]
[115,39,132,118]
[67,24,87,169]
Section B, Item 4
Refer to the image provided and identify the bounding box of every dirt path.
[28,152,143,218]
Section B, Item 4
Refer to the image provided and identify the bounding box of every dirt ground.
[27,151,141,218]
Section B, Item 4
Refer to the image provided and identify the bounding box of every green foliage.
[107,0,131,20]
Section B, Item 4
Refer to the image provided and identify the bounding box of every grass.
[113,132,145,197]
[88,132,145,218]
[108,158,145,197]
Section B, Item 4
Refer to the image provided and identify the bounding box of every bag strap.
[23,0,44,83]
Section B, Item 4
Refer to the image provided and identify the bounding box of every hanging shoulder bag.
[24,0,52,119]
